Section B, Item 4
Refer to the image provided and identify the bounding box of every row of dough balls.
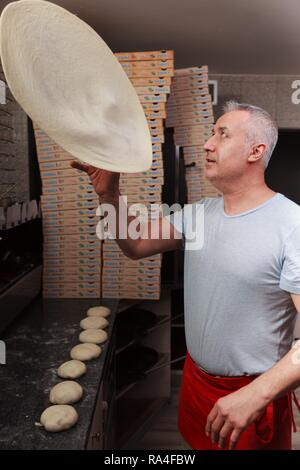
[38,306,111,432]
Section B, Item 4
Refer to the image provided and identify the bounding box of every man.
[71,101,300,450]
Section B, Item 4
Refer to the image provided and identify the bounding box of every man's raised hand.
[70,160,120,201]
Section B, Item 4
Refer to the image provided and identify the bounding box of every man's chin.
[204,170,219,189]
[204,169,216,181]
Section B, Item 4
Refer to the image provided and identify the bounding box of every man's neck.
[222,184,277,216]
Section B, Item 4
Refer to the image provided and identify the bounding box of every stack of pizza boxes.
[166,66,219,203]
[34,125,101,298]
[100,50,174,300]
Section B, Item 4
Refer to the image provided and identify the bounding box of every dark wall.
[265,130,300,205]
[28,119,42,201]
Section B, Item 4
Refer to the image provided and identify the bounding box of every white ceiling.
[1,0,300,74]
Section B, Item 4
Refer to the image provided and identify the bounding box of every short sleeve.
[280,224,300,294]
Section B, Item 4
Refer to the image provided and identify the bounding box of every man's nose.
[203,136,215,152]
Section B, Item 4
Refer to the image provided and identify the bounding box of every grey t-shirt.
[167,193,300,376]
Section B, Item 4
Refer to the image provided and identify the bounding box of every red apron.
[178,352,300,450]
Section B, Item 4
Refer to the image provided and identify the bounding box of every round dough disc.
[40,405,78,432]
[79,328,108,345]
[0,0,152,172]
[70,343,102,361]
[87,306,111,317]
[57,360,87,379]
[49,381,83,405]
[80,316,109,330]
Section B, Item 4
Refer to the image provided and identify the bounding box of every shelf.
[117,298,143,313]
[116,397,169,449]
[146,315,170,333]
[114,287,172,449]
[116,338,137,355]
[116,352,170,400]
[115,315,169,355]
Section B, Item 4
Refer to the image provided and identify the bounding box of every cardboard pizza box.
[174,65,208,76]
[42,183,94,195]
[115,50,174,62]
[130,76,171,86]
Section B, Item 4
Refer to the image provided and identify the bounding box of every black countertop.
[0,297,118,450]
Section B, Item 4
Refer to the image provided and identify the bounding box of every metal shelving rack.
[115,136,185,448]
[115,287,172,449]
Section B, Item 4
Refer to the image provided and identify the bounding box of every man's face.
[203,110,252,185]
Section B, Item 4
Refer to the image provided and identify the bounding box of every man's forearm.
[204,341,300,449]
[98,192,145,259]
[249,340,300,405]
[70,162,172,259]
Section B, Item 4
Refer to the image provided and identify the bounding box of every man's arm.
[71,161,183,258]
[291,293,300,313]
[205,293,300,449]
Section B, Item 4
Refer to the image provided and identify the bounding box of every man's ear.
[248,143,266,163]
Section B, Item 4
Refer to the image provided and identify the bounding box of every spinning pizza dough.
[50,380,83,405]
[87,306,111,318]
[39,405,78,432]
[80,316,109,330]
[79,328,108,345]
[0,0,152,172]
[70,343,102,361]
[57,360,87,379]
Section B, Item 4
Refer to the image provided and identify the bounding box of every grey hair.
[223,100,278,169]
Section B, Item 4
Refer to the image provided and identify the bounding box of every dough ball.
[70,343,102,361]
[50,381,83,405]
[87,306,111,317]
[57,360,87,379]
[79,328,108,345]
[80,316,109,330]
[40,405,78,432]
